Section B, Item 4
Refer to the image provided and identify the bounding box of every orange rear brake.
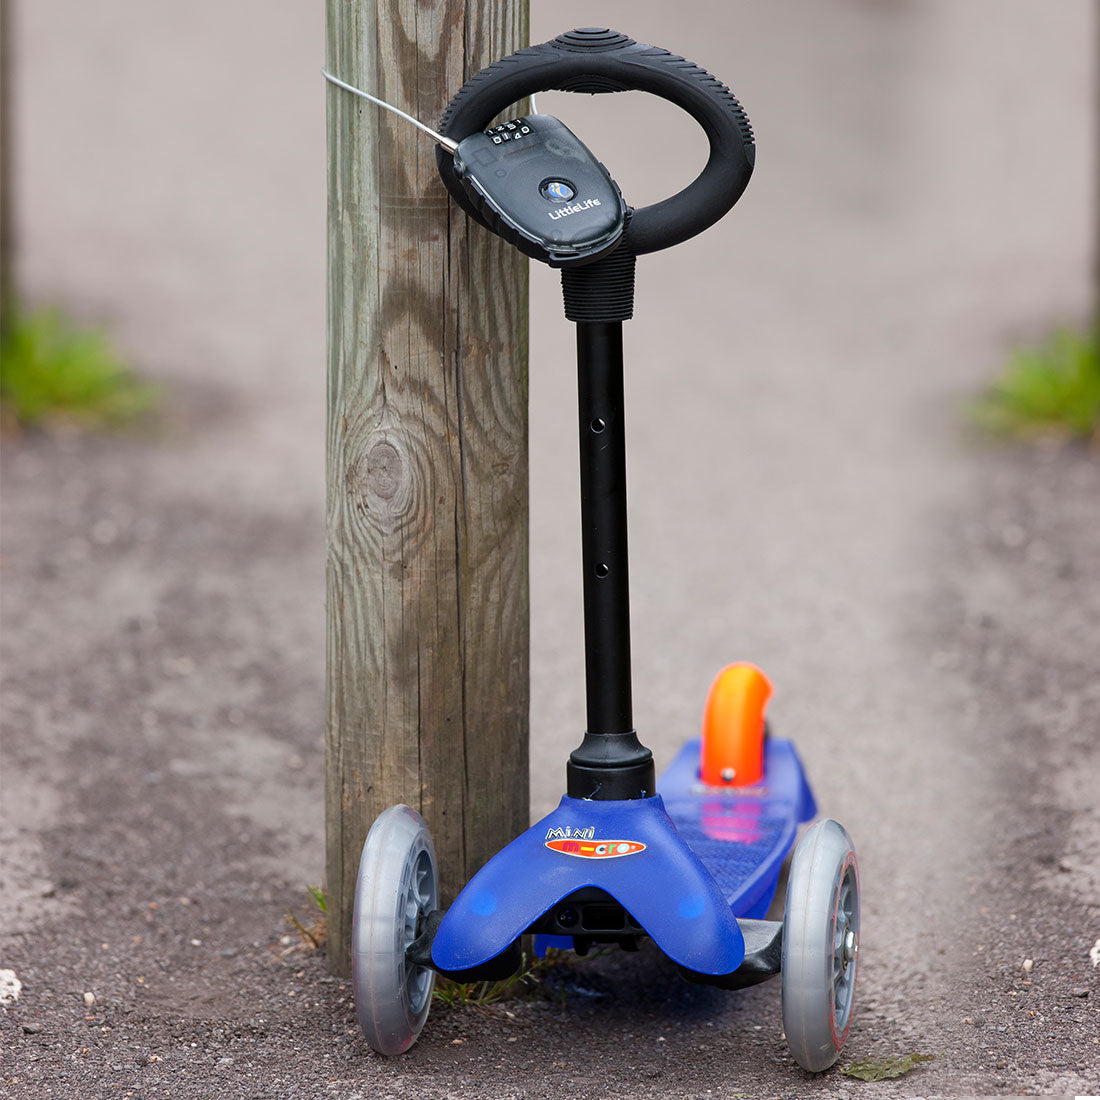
[700,663,772,787]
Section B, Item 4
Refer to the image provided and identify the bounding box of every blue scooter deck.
[659,737,817,920]
[431,737,817,975]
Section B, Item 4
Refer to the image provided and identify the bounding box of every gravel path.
[2,2,1097,1097]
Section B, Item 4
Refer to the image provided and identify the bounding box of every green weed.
[0,305,158,429]
[284,885,328,953]
[432,948,572,1009]
[306,884,327,914]
[433,953,540,1009]
[973,327,1100,443]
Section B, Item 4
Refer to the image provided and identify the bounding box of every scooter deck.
[659,737,817,920]
[432,736,818,975]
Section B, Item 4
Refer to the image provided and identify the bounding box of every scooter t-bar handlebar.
[436,27,755,257]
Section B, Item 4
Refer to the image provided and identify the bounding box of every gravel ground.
[2,2,1098,1097]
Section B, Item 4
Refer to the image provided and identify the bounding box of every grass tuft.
[306,884,327,914]
[283,886,328,954]
[972,327,1100,443]
[0,305,158,430]
[433,954,540,1009]
[432,948,574,1009]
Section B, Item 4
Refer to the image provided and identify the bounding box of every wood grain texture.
[325,0,530,974]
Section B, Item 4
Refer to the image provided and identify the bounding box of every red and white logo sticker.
[544,839,646,859]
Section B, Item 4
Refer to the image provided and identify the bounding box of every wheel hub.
[841,924,856,974]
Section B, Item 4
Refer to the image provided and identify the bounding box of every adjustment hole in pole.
[590,417,606,433]
[594,563,610,578]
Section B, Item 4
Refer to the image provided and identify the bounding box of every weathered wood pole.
[325,0,530,974]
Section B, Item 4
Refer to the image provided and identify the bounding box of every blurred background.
[2,1,1097,1095]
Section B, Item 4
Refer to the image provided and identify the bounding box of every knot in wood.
[366,441,402,501]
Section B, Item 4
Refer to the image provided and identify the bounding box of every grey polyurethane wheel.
[781,818,860,1072]
[352,804,438,1056]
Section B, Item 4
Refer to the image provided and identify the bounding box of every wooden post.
[325,0,530,974]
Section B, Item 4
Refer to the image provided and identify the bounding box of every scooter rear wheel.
[781,819,860,1072]
[351,804,438,1055]
[700,663,772,786]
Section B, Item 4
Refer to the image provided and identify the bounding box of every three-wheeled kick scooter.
[326,27,860,1074]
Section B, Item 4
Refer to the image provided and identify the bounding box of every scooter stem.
[566,318,655,800]
[576,321,633,733]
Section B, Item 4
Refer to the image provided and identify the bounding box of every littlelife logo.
[547,198,601,221]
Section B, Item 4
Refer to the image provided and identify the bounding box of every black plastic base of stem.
[567,731,655,800]
[566,759,656,801]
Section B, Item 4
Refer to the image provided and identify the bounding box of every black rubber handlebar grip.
[435,28,755,256]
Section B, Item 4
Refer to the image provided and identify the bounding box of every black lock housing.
[453,114,626,268]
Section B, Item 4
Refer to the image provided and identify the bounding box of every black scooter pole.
[580,321,633,730]
[576,321,633,735]
[565,291,655,801]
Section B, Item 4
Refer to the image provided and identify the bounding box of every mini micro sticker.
[544,839,647,859]
[545,826,595,840]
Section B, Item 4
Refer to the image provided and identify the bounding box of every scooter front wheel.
[351,804,438,1055]
[781,819,860,1072]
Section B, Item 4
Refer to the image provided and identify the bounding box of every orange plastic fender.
[700,663,772,787]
